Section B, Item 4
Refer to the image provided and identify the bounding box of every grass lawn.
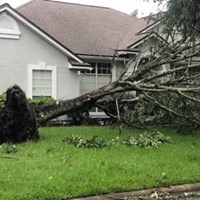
[0,126,200,200]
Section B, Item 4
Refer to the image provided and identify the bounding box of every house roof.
[0,3,90,67]
[18,0,149,57]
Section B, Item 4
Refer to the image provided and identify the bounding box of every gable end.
[0,12,21,39]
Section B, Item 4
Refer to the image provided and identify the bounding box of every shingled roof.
[18,0,148,57]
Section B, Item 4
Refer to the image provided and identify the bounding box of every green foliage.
[123,95,167,127]
[28,96,55,106]
[63,135,119,148]
[64,131,170,149]
[0,93,55,108]
[123,131,171,148]
[0,143,18,154]
[152,0,200,40]
[0,93,5,108]
[163,0,200,39]
[120,91,200,130]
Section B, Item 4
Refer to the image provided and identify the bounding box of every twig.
[0,156,19,160]
[115,98,123,135]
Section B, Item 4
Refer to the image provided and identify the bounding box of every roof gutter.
[116,49,139,56]
[78,54,134,62]
[68,59,92,70]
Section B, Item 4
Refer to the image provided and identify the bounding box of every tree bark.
[0,85,39,144]
[35,81,127,125]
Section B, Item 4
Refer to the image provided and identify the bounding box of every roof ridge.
[45,0,111,10]
[17,0,38,9]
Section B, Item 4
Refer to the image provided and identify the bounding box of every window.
[80,62,111,113]
[80,62,111,94]
[28,63,57,99]
[0,12,21,39]
[32,70,52,98]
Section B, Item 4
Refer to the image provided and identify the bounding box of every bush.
[0,94,5,108]
[28,96,55,106]
[0,94,55,108]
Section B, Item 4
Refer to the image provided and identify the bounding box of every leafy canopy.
[154,0,200,39]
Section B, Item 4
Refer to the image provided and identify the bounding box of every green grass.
[0,126,200,199]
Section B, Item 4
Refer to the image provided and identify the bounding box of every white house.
[0,0,158,117]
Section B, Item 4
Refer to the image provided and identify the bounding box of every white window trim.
[0,12,21,39]
[90,111,107,116]
[28,62,57,99]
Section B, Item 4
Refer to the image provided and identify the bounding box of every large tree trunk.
[35,81,126,125]
[0,85,39,144]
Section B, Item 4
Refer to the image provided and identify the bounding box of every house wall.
[0,14,79,100]
[115,61,125,79]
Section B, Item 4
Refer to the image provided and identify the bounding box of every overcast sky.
[1,0,162,17]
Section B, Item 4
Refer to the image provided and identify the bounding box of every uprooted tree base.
[0,85,39,144]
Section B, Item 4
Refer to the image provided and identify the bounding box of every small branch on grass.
[0,156,19,160]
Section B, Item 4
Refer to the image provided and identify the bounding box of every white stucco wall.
[0,14,79,100]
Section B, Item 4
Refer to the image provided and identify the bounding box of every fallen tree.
[1,0,200,143]
[34,0,200,128]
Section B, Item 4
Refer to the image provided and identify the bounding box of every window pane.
[32,70,52,97]
[87,62,96,74]
[80,75,96,95]
[45,79,52,87]
[33,79,46,87]
[97,76,110,87]
[97,63,111,74]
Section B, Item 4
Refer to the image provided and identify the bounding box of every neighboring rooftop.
[18,0,148,56]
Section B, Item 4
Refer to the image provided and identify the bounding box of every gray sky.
[0,0,162,17]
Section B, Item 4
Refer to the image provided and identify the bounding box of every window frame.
[28,62,57,99]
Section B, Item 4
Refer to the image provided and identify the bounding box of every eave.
[128,32,166,49]
[136,21,160,35]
